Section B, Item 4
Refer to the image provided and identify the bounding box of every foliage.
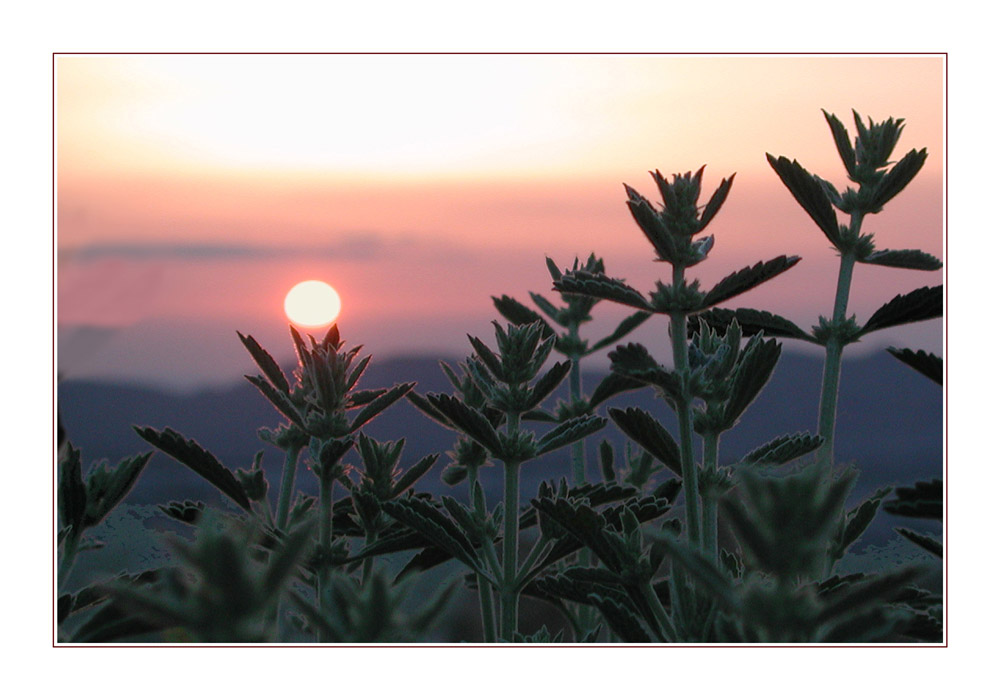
[56,107,942,644]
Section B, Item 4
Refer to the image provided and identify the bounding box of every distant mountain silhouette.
[58,349,942,546]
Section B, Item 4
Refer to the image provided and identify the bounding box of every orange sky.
[55,54,944,389]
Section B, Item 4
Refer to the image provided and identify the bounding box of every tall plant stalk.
[499,411,522,640]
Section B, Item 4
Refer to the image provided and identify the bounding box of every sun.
[284,280,342,327]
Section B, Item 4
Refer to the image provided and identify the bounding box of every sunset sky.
[56,54,945,390]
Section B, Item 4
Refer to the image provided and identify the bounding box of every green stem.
[569,356,586,486]
[316,471,335,643]
[57,532,81,591]
[701,430,720,561]
[640,579,677,642]
[468,465,497,643]
[500,411,522,641]
[817,250,856,467]
[669,265,700,548]
[275,445,303,531]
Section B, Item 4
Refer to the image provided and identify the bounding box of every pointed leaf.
[697,173,736,232]
[83,452,154,528]
[587,311,653,354]
[588,372,647,408]
[381,498,481,572]
[133,426,251,511]
[861,248,942,271]
[350,382,415,433]
[608,408,681,476]
[587,594,653,642]
[493,295,553,335]
[740,433,824,465]
[245,374,305,429]
[529,292,566,327]
[895,528,943,558]
[823,109,857,179]
[722,337,781,429]
[884,479,942,520]
[392,453,440,497]
[237,332,289,395]
[58,444,87,533]
[690,307,815,343]
[648,531,738,610]
[553,270,653,312]
[861,286,942,335]
[871,148,928,210]
[535,415,608,457]
[699,256,801,310]
[527,361,571,409]
[767,154,842,247]
[831,486,892,562]
[887,347,942,385]
[425,394,503,455]
[407,392,454,429]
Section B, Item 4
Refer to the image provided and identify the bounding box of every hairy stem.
[275,445,303,531]
[468,465,497,643]
[316,470,335,643]
[640,578,677,642]
[817,249,857,467]
[568,320,587,486]
[500,411,522,641]
[701,430,720,561]
[669,264,701,548]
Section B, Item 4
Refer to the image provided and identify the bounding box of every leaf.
[740,433,824,465]
[887,347,942,385]
[261,521,315,597]
[347,388,386,408]
[587,594,652,642]
[822,109,857,179]
[406,392,454,429]
[608,343,682,400]
[350,382,415,433]
[830,486,892,562]
[699,256,802,310]
[690,307,815,343]
[529,292,565,325]
[535,415,608,457]
[133,426,251,511]
[608,408,681,476]
[83,452,154,528]
[244,375,305,429]
[883,479,942,520]
[895,528,943,558]
[527,360,572,409]
[237,331,289,394]
[698,173,736,232]
[722,337,781,429]
[381,498,482,572]
[58,443,87,534]
[648,531,738,610]
[766,154,842,247]
[588,311,654,354]
[871,148,928,210]
[531,497,628,573]
[425,394,503,455]
[392,453,440,497]
[861,286,942,335]
[492,295,551,333]
[861,248,942,271]
[467,334,505,381]
[552,270,653,312]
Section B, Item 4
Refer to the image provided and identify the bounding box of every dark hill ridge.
[58,350,942,545]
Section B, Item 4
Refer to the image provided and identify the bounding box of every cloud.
[60,232,390,262]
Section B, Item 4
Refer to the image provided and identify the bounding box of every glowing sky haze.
[56,54,945,390]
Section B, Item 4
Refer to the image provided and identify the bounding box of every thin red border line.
[52,51,947,648]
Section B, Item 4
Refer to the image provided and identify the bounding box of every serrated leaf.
[350,382,415,433]
[245,374,305,429]
[493,295,552,334]
[392,454,439,497]
[895,528,943,558]
[697,173,736,232]
[261,521,315,596]
[381,498,482,573]
[861,286,942,335]
[406,392,454,429]
[831,486,892,562]
[722,337,781,429]
[553,270,653,312]
[608,407,681,476]
[535,415,608,457]
[690,307,815,343]
[587,594,652,642]
[588,311,653,354]
[861,248,942,271]
[425,394,503,455]
[648,531,738,610]
[237,331,289,394]
[133,426,251,511]
[83,452,154,528]
[766,154,842,247]
[887,347,942,385]
[871,148,928,210]
[347,388,386,408]
[884,479,942,520]
[823,109,857,179]
[527,360,571,410]
[700,256,801,310]
[531,497,628,573]
[58,444,87,534]
[608,343,681,400]
[740,433,824,465]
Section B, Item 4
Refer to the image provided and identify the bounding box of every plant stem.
[701,430,720,561]
[57,532,80,590]
[275,444,303,531]
[567,321,587,486]
[640,579,677,642]
[500,411,522,641]
[670,265,700,548]
[468,465,497,643]
[316,470,335,643]
[817,249,857,467]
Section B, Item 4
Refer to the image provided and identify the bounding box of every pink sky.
[56,54,944,390]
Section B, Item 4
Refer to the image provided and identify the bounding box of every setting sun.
[284,280,342,327]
